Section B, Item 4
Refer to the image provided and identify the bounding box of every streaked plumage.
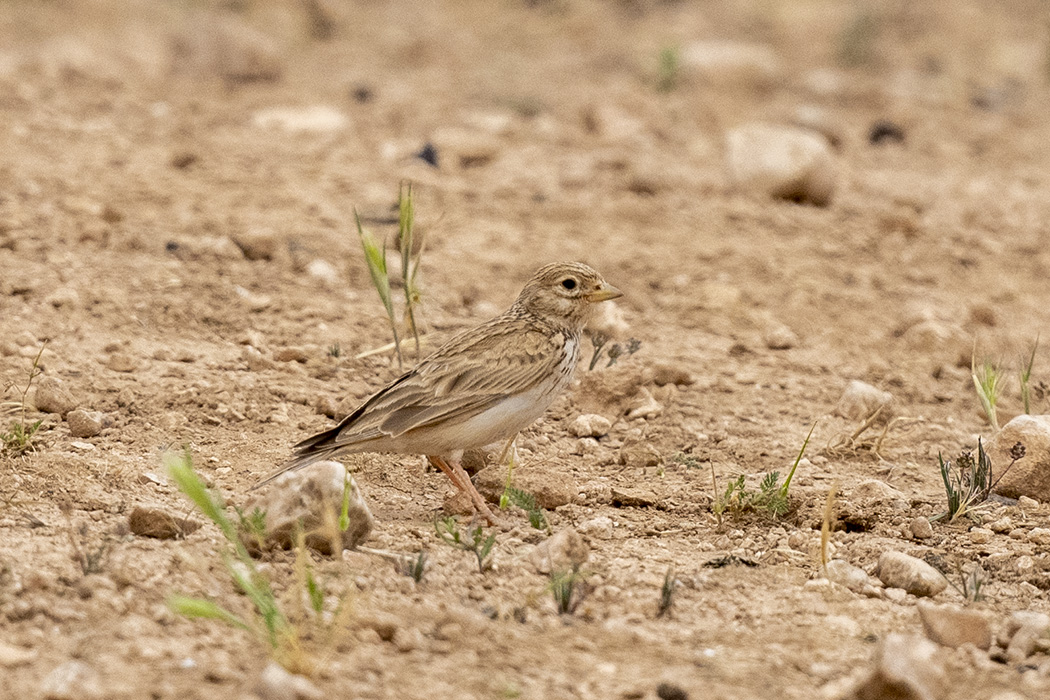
[258,262,622,525]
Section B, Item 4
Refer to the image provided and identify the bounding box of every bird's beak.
[585,282,623,303]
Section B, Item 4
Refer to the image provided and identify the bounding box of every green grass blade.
[355,209,403,369]
[779,422,815,498]
[167,595,251,631]
[165,450,237,543]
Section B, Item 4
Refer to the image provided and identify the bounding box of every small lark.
[258,262,622,525]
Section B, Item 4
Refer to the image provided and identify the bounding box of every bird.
[256,262,623,526]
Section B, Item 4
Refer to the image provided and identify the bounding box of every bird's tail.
[250,423,346,490]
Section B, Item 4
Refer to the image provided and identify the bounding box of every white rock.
[1027,527,1050,545]
[253,106,348,133]
[41,660,103,700]
[529,528,589,574]
[725,123,837,206]
[256,661,322,700]
[571,414,612,438]
[305,259,341,286]
[876,551,947,597]
[680,40,780,84]
[34,376,78,416]
[852,479,908,507]
[250,461,374,554]
[0,641,36,668]
[763,324,798,350]
[824,559,881,594]
[577,516,614,539]
[836,380,894,422]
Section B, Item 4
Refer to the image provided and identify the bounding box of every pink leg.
[428,455,503,527]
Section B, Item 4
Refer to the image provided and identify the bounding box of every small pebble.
[969,527,994,544]
[66,409,103,438]
[909,517,933,540]
[571,414,612,438]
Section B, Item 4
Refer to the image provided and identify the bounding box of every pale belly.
[367,336,579,456]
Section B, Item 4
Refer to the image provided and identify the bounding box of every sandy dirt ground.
[3,1,1050,698]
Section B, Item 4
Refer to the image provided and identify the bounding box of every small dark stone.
[351,84,374,103]
[170,152,198,169]
[656,682,689,700]
[868,120,905,145]
[416,142,439,167]
[165,241,180,253]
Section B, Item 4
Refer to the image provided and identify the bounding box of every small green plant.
[931,440,1024,523]
[354,183,426,370]
[165,450,351,675]
[972,356,1005,431]
[656,566,676,618]
[549,565,588,615]
[670,451,702,469]
[656,45,680,92]
[1020,337,1039,415]
[502,487,550,532]
[327,343,341,358]
[950,562,986,602]
[397,550,427,583]
[435,517,496,573]
[234,505,269,554]
[60,501,110,575]
[1,340,47,457]
[711,424,814,519]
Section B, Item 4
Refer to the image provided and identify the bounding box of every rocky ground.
[3,1,1050,699]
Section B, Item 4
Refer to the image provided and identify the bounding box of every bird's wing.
[316,323,568,446]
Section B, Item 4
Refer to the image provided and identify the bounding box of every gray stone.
[571,414,612,438]
[530,528,589,575]
[987,415,1050,501]
[836,380,894,422]
[725,123,837,206]
[764,324,799,350]
[41,660,103,700]
[969,527,994,545]
[251,461,374,554]
[825,559,882,595]
[34,376,78,416]
[917,601,992,649]
[1026,527,1050,546]
[128,507,201,540]
[577,516,614,539]
[256,661,322,700]
[1004,611,1050,664]
[843,633,944,700]
[909,517,934,540]
[66,409,103,438]
[876,551,947,597]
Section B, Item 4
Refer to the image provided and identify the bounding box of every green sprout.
[971,357,1004,431]
[657,45,680,93]
[356,209,403,370]
[1,340,47,457]
[435,517,496,573]
[931,440,1024,522]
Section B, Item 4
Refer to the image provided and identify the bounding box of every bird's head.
[513,262,622,329]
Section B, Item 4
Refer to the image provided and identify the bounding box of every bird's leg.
[427,455,503,527]
[496,435,518,509]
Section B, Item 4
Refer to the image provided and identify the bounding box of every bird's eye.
[561,278,577,290]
